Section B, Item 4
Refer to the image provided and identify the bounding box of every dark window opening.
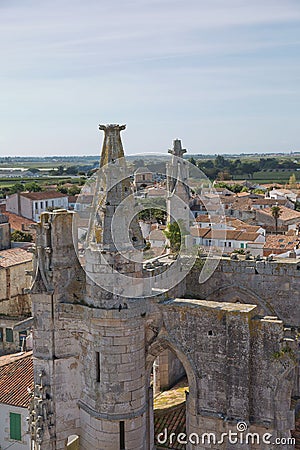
[19,331,27,348]
[119,421,125,450]
[6,328,13,343]
[96,351,100,382]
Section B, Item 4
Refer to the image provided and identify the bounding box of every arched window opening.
[149,348,189,449]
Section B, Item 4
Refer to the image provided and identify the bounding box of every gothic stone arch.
[205,284,275,316]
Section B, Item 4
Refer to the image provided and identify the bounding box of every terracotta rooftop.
[195,215,211,223]
[20,191,67,200]
[68,195,78,203]
[259,206,300,222]
[147,187,167,196]
[0,247,32,268]
[190,227,210,238]
[0,351,33,407]
[135,167,153,174]
[203,229,239,240]
[1,210,35,232]
[236,192,252,197]
[154,403,186,450]
[235,231,260,242]
[149,229,166,241]
[264,235,300,250]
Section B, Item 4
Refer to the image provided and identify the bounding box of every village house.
[148,228,166,248]
[189,197,207,217]
[133,167,153,190]
[67,195,79,210]
[194,214,265,234]
[191,226,265,255]
[0,205,35,238]
[0,248,32,355]
[256,206,300,233]
[145,186,167,198]
[0,351,33,450]
[268,188,300,204]
[263,233,300,257]
[6,191,68,222]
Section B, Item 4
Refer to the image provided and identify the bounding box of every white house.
[0,351,33,450]
[190,227,265,254]
[148,228,166,248]
[268,188,300,204]
[6,191,68,222]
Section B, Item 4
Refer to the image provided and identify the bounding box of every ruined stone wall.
[186,258,300,326]
[0,222,10,250]
[146,298,297,450]
[30,210,299,450]
[0,261,32,317]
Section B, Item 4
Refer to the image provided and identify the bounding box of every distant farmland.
[232,169,299,184]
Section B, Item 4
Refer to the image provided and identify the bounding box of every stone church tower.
[29,124,150,449]
[29,124,298,450]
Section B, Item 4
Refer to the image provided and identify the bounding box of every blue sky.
[1,0,300,156]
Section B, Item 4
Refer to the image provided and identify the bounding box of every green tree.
[188,157,197,166]
[65,165,79,175]
[57,186,68,194]
[24,181,42,192]
[57,165,65,175]
[10,182,24,194]
[68,185,81,196]
[289,173,297,189]
[11,230,33,242]
[215,155,228,169]
[163,220,188,253]
[271,205,282,234]
[163,221,181,253]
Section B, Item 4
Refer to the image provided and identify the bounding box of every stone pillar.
[30,210,84,450]
[78,300,147,450]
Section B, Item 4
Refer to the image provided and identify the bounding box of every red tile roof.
[259,206,300,222]
[235,231,260,242]
[0,351,33,407]
[190,227,210,238]
[264,235,300,250]
[154,402,186,450]
[20,191,67,200]
[2,210,35,232]
[0,247,32,268]
[203,229,240,240]
[195,215,211,223]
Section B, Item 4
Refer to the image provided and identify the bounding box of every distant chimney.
[17,192,21,216]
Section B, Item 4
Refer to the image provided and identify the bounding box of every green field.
[0,176,75,189]
[232,169,300,184]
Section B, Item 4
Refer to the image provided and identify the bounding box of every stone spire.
[90,123,143,251]
[167,139,189,199]
[166,138,190,229]
[99,124,126,167]
[83,123,146,301]
[168,139,187,158]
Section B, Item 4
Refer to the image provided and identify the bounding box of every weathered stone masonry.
[29,124,299,450]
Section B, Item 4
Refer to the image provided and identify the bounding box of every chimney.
[17,192,21,216]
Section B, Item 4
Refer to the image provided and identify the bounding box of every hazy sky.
[1,0,300,156]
